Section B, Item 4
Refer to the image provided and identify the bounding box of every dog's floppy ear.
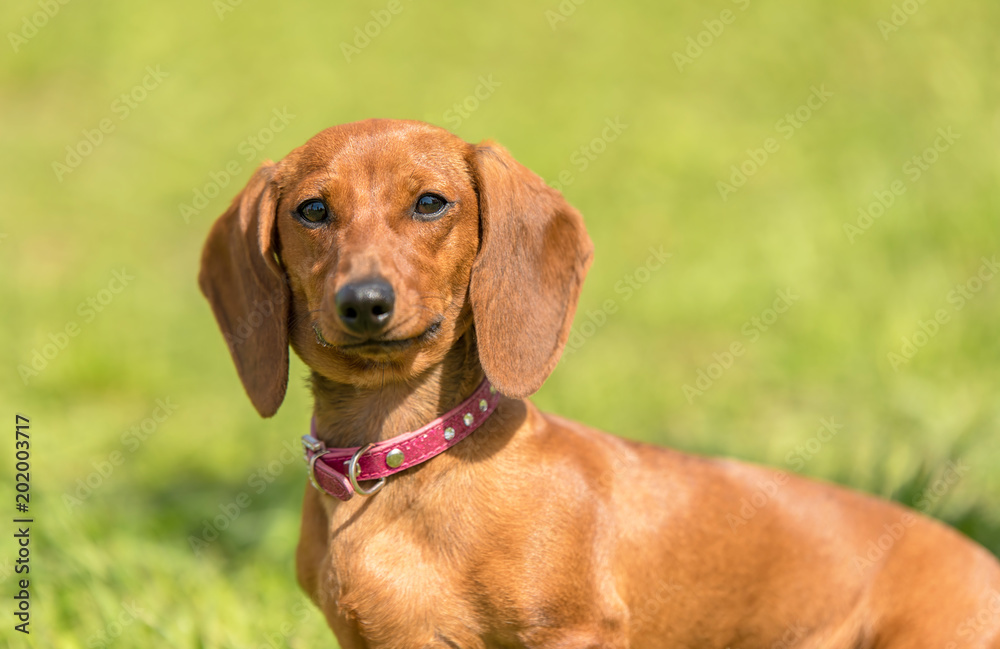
[198,161,289,417]
[469,141,593,398]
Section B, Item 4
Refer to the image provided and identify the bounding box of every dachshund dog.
[199,119,1000,648]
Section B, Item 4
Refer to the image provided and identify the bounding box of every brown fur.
[199,119,1000,648]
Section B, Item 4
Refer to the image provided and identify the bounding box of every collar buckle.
[301,434,325,462]
[301,434,330,493]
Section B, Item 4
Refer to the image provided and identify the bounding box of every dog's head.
[199,119,592,417]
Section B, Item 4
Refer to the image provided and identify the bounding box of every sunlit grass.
[2,0,998,645]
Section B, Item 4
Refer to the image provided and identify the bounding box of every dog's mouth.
[313,320,442,355]
[313,322,335,348]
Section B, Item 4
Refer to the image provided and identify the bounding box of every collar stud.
[304,378,499,501]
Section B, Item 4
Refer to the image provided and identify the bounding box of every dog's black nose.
[335,278,395,334]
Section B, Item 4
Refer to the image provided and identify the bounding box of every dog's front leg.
[295,484,330,606]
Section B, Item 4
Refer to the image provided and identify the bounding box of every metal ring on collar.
[347,443,386,496]
[307,450,330,493]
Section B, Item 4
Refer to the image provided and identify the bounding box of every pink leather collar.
[301,378,500,501]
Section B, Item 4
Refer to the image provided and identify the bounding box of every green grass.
[2,0,999,645]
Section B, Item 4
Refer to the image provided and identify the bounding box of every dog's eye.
[413,193,448,220]
[296,199,329,225]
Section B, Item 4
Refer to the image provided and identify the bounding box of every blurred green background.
[2,0,998,645]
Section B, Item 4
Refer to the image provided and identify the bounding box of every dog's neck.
[309,331,485,448]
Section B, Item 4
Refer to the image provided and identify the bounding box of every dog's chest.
[323,514,498,648]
